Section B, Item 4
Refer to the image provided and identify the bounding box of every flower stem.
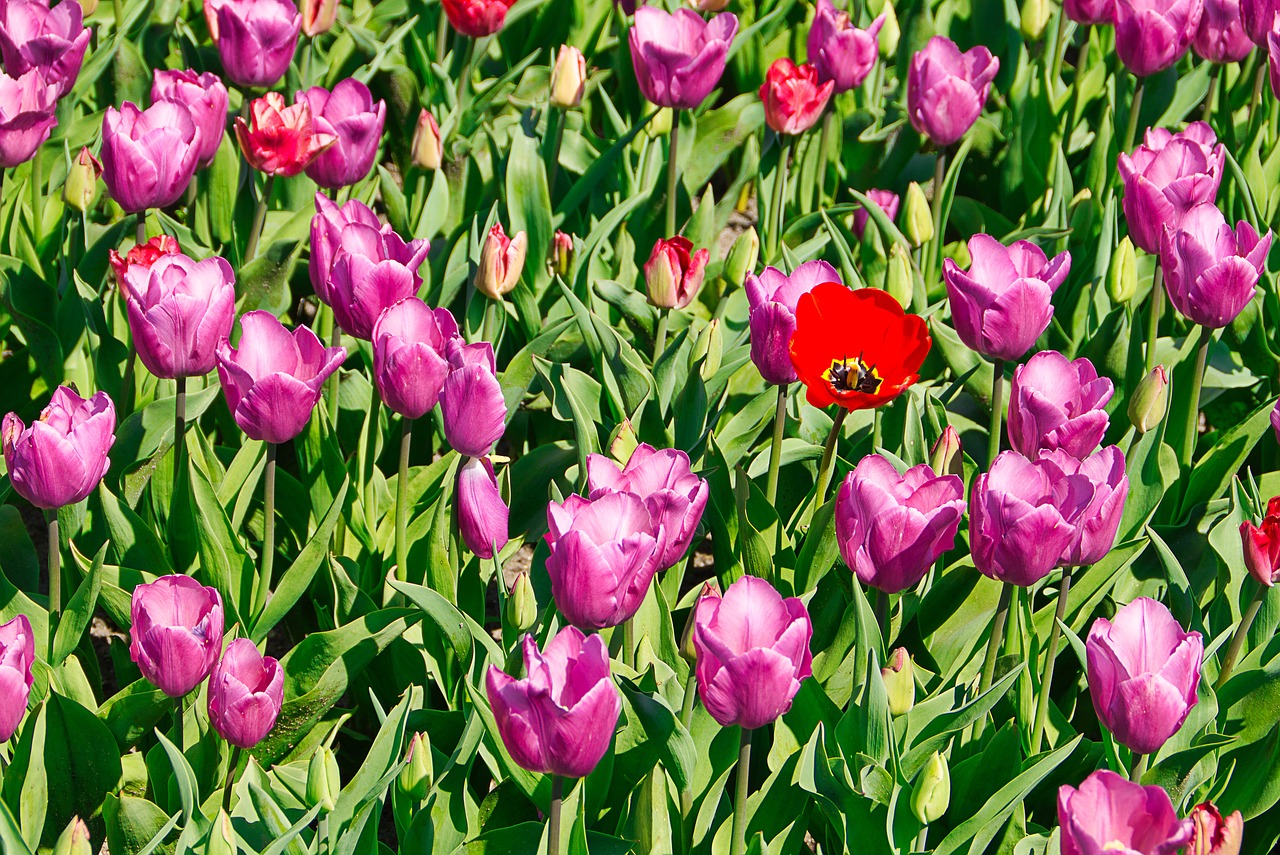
[666,118,680,237]
[623,617,635,671]
[30,145,41,245]
[1120,76,1145,158]
[927,148,946,286]
[816,112,835,205]
[765,385,788,505]
[1031,566,1073,754]
[653,308,669,365]
[1216,582,1267,689]
[987,358,1005,466]
[222,746,241,815]
[173,695,184,751]
[244,174,275,263]
[548,108,565,197]
[1129,753,1147,783]
[730,728,752,855]
[46,509,59,641]
[874,589,889,644]
[815,408,849,507]
[136,208,147,245]
[1048,3,1068,90]
[548,776,564,855]
[973,581,1014,741]
[174,376,187,491]
[395,418,413,582]
[326,323,341,426]
[1181,326,1209,469]
[255,443,278,615]
[766,136,791,262]
[1145,265,1164,373]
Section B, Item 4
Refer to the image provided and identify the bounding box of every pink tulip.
[235,92,336,178]
[457,456,508,560]
[120,253,237,380]
[1115,0,1205,76]
[130,575,225,698]
[440,341,506,458]
[110,235,182,288]
[759,58,833,136]
[309,193,382,305]
[0,68,56,168]
[101,102,202,213]
[1044,446,1129,567]
[211,0,300,88]
[630,7,738,110]
[296,79,386,189]
[372,297,459,420]
[475,222,528,300]
[1194,0,1254,61]
[0,614,34,742]
[3,386,115,510]
[0,0,90,97]
[808,0,884,93]
[1160,202,1271,329]
[1058,770,1194,855]
[853,189,900,240]
[1065,0,1117,23]
[326,220,430,340]
[1241,0,1280,43]
[1007,351,1114,459]
[745,260,841,385]
[151,69,229,168]
[645,236,708,310]
[207,638,283,748]
[908,36,999,147]
[1118,122,1224,254]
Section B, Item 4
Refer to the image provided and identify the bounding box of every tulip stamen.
[825,354,882,395]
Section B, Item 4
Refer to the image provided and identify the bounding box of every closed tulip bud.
[302,0,339,36]
[307,747,340,811]
[53,818,90,855]
[645,236,709,309]
[692,319,722,378]
[63,147,101,212]
[457,456,509,560]
[208,811,235,855]
[1108,237,1139,303]
[550,45,586,108]
[398,733,433,800]
[929,426,963,478]
[476,223,528,300]
[411,110,443,170]
[77,0,98,15]
[680,580,720,663]
[1129,365,1169,433]
[876,1,900,57]
[440,341,507,458]
[1188,802,1243,855]
[903,182,933,247]
[723,227,759,288]
[0,615,34,742]
[884,244,913,308]
[881,648,915,715]
[551,230,575,277]
[1020,0,1052,40]
[506,570,537,633]
[208,638,284,749]
[911,752,950,824]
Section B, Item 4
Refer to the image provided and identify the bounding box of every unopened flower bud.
[1020,0,1051,41]
[929,426,963,478]
[505,571,537,634]
[549,46,586,109]
[903,182,933,248]
[63,147,102,213]
[1129,365,1169,434]
[551,230,574,278]
[398,732,434,801]
[302,0,339,36]
[911,752,950,825]
[884,244,913,309]
[53,817,90,855]
[723,227,759,289]
[1108,237,1138,304]
[307,746,340,811]
[77,0,98,15]
[881,648,915,716]
[687,0,730,9]
[411,110,443,171]
[680,580,720,662]
[877,2,900,57]
[476,223,528,300]
[1188,802,1243,855]
[692,319,723,379]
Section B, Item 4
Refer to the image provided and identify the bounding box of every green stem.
[548,108,565,198]
[1145,265,1164,373]
[1120,76,1145,158]
[766,136,791,262]
[222,746,241,814]
[1129,753,1147,783]
[30,145,41,246]
[987,358,1005,466]
[326,323,341,427]
[244,175,275,263]
[765,385,787,505]
[624,618,635,671]
[927,149,946,286]
[113,0,123,29]
[973,581,1014,741]
[1030,566,1073,754]
[872,406,883,451]
[136,208,147,245]
[653,309,669,365]
[548,776,564,855]
[666,118,680,236]
[173,695,184,751]
[174,377,187,491]
[816,112,835,206]
[730,729,752,855]
[395,418,413,582]
[914,826,929,853]
[46,510,59,645]
[680,669,698,730]
[1216,582,1267,689]
[815,408,849,507]
[1181,327,1209,469]
[874,589,889,644]
[1048,3,1068,89]
[256,443,278,614]
[481,298,499,344]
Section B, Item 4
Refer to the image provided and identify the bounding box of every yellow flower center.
[823,355,882,394]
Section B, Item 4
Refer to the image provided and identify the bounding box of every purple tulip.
[1270,30,1280,96]
[545,492,660,630]
[1273,398,1280,444]
[808,0,883,93]
[457,456,508,560]
[101,101,202,213]
[1044,447,1129,566]
[835,455,965,594]
[1194,0,1254,61]
[215,311,347,444]
[629,7,738,110]
[372,297,459,420]
[440,341,506,458]
[1087,597,1203,754]
[1160,202,1271,329]
[0,614,34,742]
[0,0,90,97]
[1065,0,1117,23]
[694,576,813,729]
[0,68,56,169]
[907,36,999,147]
[1007,351,1114,459]
[130,574,225,698]
[1115,0,1205,77]
[1118,123,1224,254]
[1241,0,1280,42]
[3,386,115,510]
[327,221,430,340]
[296,79,386,189]
[745,260,840,385]
[212,0,301,89]
[120,253,237,380]
[969,451,1092,586]
[485,627,621,778]
[586,443,709,572]
[151,69,229,168]
[853,189,900,240]
[309,193,381,305]
[943,233,1071,362]
[207,638,283,749]
[1059,770,1195,855]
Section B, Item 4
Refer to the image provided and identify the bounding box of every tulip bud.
[687,0,729,9]
[551,230,574,278]
[411,110,443,171]
[398,732,434,801]
[881,648,915,716]
[681,580,720,662]
[1020,0,1051,41]
[63,147,103,213]
[692,319,723,379]
[929,426,963,478]
[877,1,900,57]
[77,0,98,15]
[302,0,339,37]
[911,752,951,825]
[307,747,340,811]
[648,107,673,138]
[550,46,586,109]
[1188,802,1243,855]
[53,817,90,855]
[884,244,913,309]
[1107,237,1138,304]
[208,811,235,855]
[1129,366,1169,434]
[723,227,759,289]
[903,182,933,247]
[476,224,528,300]
[506,571,538,634]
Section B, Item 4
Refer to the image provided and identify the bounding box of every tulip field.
[8,0,1280,852]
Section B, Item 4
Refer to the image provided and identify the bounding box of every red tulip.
[234,91,336,178]
[759,58,834,135]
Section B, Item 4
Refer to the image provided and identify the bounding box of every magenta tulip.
[485,627,621,778]
[296,79,386,189]
[0,0,89,97]
[808,0,884,93]
[207,638,283,749]
[943,233,1071,362]
[309,193,382,305]
[215,311,347,444]
[745,261,841,385]
[1065,0,1117,23]
[1058,770,1195,855]
[440,341,507,458]
[1007,351,1114,459]
[853,189,900,240]
[327,222,430,340]
[1118,122,1224,254]
[1087,597,1203,754]
[1160,202,1271,329]
[629,7,738,110]
[130,575,225,698]
[586,443,709,571]
[1241,0,1280,42]
[120,253,237,380]
[835,455,965,594]
[212,0,300,89]
[151,69,229,168]
[1194,0,1254,61]
[3,386,115,510]
[907,36,999,147]
[0,68,56,168]
[457,456,508,560]
[545,492,660,630]
[0,614,34,742]
[1044,446,1129,566]
[372,297,459,420]
[694,576,813,729]
[1270,31,1280,96]
[101,101,202,213]
[1115,0,1205,77]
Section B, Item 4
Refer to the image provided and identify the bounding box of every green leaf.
[52,543,106,666]
[618,683,697,794]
